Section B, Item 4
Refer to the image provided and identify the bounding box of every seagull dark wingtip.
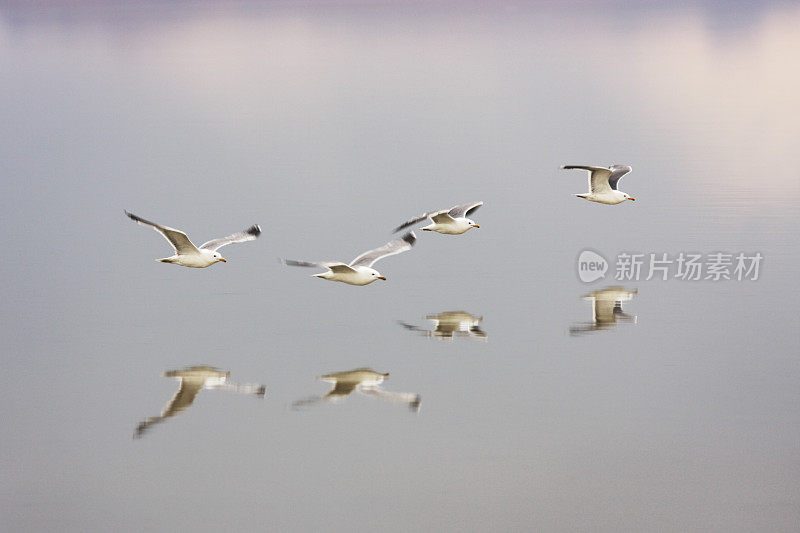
[392,222,409,234]
[402,231,417,246]
[247,224,262,237]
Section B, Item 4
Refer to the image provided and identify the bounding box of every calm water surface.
[1,1,799,531]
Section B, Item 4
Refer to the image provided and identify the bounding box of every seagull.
[393,201,483,234]
[134,366,266,439]
[292,368,421,412]
[562,165,635,204]
[569,287,638,335]
[125,210,261,268]
[399,311,487,341]
[282,231,416,285]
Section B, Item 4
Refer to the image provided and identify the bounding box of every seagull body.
[134,366,266,439]
[569,287,638,335]
[125,211,261,267]
[292,368,421,412]
[283,231,416,285]
[562,165,635,204]
[393,201,483,234]
[399,311,487,340]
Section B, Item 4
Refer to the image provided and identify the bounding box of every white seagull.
[393,201,483,234]
[282,231,416,286]
[125,211,261,268]
[562,165,636,204]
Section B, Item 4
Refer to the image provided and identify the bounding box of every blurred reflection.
[134,366,266,439]
[569,287,638,335]
[398,311,487,341]
[293,368,421,412]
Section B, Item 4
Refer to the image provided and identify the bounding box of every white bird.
[562,165,636,204]
[134,366,266,439]
[292,368,421,412]
[393,201,483,234]
[125,211,261,268]
[282,231,416,286]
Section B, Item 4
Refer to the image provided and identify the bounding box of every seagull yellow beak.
[628,197,636,201]
[472,224,480,228]
[377,276,387,280]
[218,258,227,262]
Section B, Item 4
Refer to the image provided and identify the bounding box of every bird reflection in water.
[134,366,266,439]
[292,368,421,412]
[569,287,638,335]
[398,311,487,341]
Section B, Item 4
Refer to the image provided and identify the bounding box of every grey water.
[1,1,798,531]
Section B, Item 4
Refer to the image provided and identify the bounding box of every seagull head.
[212,251,227,263]
[623,193,635,202]
[363,267,387,281]
[466,218,480,229]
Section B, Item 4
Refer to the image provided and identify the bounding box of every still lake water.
[1,1,799,531]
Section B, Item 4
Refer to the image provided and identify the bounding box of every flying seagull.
[569,287,638,335]
[125,210,261,267]
[393,201,483,234]
[399,310,487,341]
[562,165,635,204]
[134,366,266,439]
[282,231,416,285]
[292,368,421,412]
